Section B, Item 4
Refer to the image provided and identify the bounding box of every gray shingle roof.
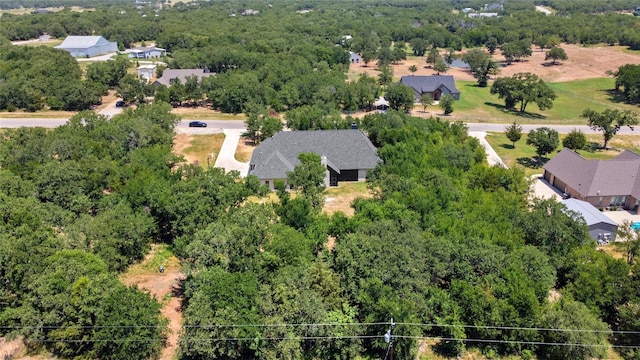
[153,69,215,86]
[56,36,109,49]
[562,198,617,226]
[248,130,381,179]
[544,148,640,198]
[400,75,460,95]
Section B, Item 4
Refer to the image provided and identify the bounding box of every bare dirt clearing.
[349,44,640,83]
[120,244,183,360]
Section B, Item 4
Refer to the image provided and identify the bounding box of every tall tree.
[439,94,454,115]
[385,83,415,112]
[581,108,639,149]
[526,127,559,164]
[378,65,394,87]
[420,93,433,112]
[426,47,440,68]
[545,46,568,65]
[287,152,326,211]
[433,58,449,75]
[490,73,556,112]
[410,38,428,56]
[462,48,499,87]
[504,121,522,148]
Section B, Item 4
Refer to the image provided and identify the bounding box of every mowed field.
[350,44,640,124]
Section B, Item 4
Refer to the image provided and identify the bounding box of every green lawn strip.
[174,111,246,120]
[182,134,225,167]
[324,181,369,198]
[484,132,640,177]
[453,78,634,125]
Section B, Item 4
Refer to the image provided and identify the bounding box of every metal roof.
[153,69,215,86]
[248,130,381,179]
[562,198,617,227]
[56,36,109,49]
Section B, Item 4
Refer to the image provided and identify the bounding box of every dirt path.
[120,244,183,360]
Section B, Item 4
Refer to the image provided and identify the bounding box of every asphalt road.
[0,118,248,130]
[2,117,640,134]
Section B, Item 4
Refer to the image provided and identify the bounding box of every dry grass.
[235,138,255,162]
[173,133,225,167]
[323,182,371,216]
[1,6,91,15]
[171,107,246,120]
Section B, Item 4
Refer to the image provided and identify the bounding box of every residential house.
[400,75,461,102]
[248,130,381,190]
[468,12,499,18]
[543,148,640,211]
[129,45,166,59]
[561,198,618,242]
[349,51,362,64]
[137,64,157,82]
[153,69,216,87]
[55,36,118,58]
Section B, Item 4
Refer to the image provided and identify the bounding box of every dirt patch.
[120,244,183,360]
[349,44,640,83]
[235,138,255,162]
[0,337,53,360]
[173,134,198,164]
[322,183,371,217]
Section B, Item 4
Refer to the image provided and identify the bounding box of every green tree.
[391,43,406,63]
[433,58,449,75]
[462,48,499,87]
[116,74,145,104]
[504,121,522,148]
[287,152,326,211]
[526,127,559,164]
[378,65,394,87]
[485,37,498,54]
[444,48,457,64]
[385,83,415,112]
[426,47,440,68]
[537,299,611,360]
[582,108,639,149]
[562,129,587,150]
[420,93,433,112]
[490,72,556,112]
[613,64,640,104]
[545,46,568,64]
[410,38,428,56]
[439,94,454,115]
[408,65,418,74]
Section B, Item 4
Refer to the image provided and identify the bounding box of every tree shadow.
[499,143,515,149]
[517,156,550,169]
[600,88,631,104]
[484,102,547,119]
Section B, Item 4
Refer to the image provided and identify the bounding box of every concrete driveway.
[530,174,563,201]
[213,129,250,176]
[469,131,505,167]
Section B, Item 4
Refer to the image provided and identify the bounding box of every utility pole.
[384,317,395,360]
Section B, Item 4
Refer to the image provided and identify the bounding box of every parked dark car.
[189,121,207,128]
[115,100,125,107]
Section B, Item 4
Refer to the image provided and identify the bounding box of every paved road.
[4,118,638,134]
[0,118,246,129]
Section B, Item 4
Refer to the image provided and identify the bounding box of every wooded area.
[3,0,640,359]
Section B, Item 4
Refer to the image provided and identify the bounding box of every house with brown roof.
[543,148,640,211]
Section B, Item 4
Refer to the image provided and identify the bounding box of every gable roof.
[153,69,215,86]
[56,36,109,49]
[561,199,617,227]
[249,130,381,179]
[544,148,640,198]
[400,75,460,95]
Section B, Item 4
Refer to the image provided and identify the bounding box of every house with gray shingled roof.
[543,148,640,211]
[400,75,460,102]
[248,130,381,190]
[153,69,215,87]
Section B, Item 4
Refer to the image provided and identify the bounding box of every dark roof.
[153,69,215,86]
[248,130,381,179]
[562,199,617,227]
[400,75,460,95]
[544,148,640,198]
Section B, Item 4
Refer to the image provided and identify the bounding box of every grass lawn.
[485,131,640,177]
[119,244,178,279]
[182,134,225,167]
[171,108,246,120]
[453,78,637,124]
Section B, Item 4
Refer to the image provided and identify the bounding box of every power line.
[3,321,639,335]
[395,336,640,350]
